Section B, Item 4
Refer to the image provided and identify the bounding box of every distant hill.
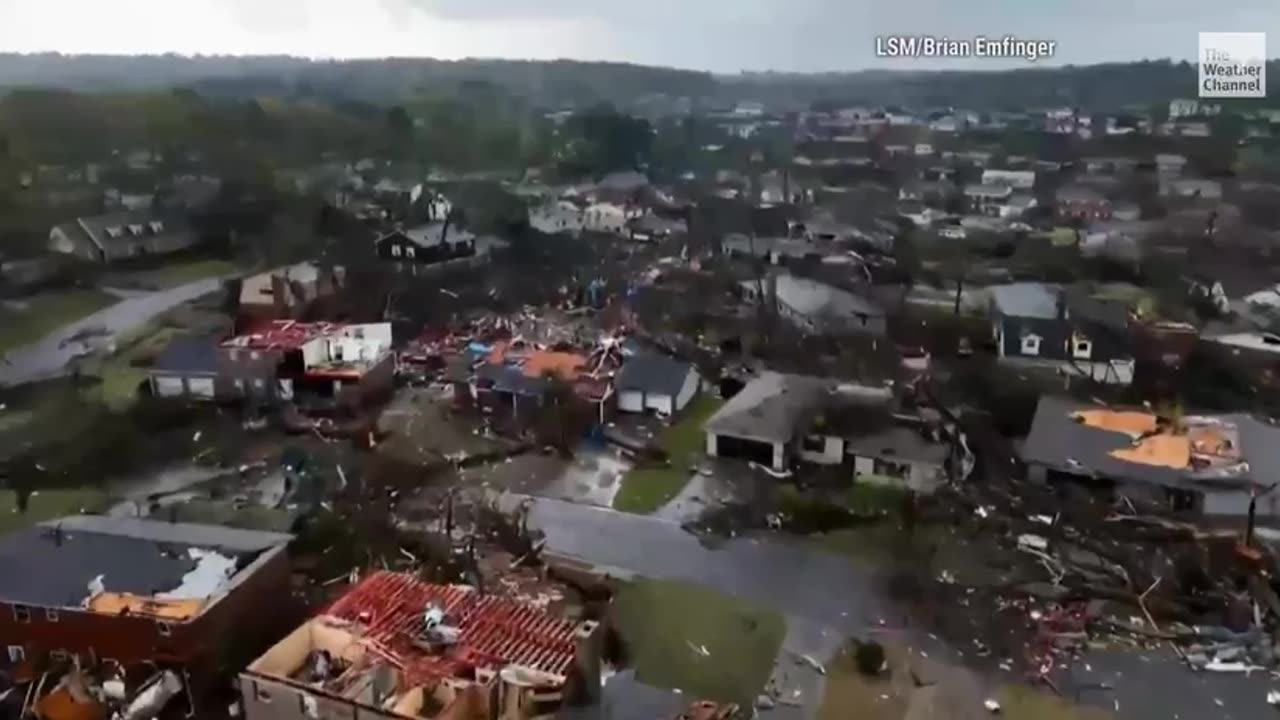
[0,54,1276,112]
[0,54,716,108]
[717,60,1280,112]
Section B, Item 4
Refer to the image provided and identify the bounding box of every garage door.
[187,378,215,399]
[714,435,774,466]
[153,376,185,398]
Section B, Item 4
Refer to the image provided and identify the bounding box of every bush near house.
[612,394,723,514]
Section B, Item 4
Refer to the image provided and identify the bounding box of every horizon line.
[2,50,1275,77]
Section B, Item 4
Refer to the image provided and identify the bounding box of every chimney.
[270,275,289,316]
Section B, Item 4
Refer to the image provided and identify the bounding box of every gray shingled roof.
[1021,396,1280,491]
[704,372,831,444]
[990,282,1061,319]
[0,516,290,609]
[766,274,884,320]
[845,425,948,466]
[55,211,192,254]
[615,353,693,398]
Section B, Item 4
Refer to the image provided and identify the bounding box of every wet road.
[512,495,1279,719]
[0,276,227,386]
[512,494,891,628]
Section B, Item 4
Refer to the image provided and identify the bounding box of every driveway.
[0,276,228,387]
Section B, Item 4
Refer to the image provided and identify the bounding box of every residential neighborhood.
[1,29,1280,720]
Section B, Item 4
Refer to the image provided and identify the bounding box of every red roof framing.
[322,571,579,684]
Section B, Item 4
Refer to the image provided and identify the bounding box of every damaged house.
[1022,396,1280,517]
[703,372,962,484]
[238,262,347,330]
[213,321,395,408]
[0,515,292,689]
[239,571,602,720]
[742,273,886,336]
[459,340,614,425]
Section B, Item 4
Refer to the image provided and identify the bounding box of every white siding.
[618,390,645,413]
[771,443,785,472]
[187,378,215,398]
[644,393,674,415]
[154,377,185,397]
[706,433,718,457]
[674,370,699,412]
[800,436,844,465]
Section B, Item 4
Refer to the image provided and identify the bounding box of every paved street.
[0,276,227,386]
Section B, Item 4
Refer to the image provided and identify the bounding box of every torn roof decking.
[0,515,290,613]
[1023,396,1280,491]
[323,572,580,684]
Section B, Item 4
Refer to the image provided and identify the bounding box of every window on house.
[405,246,416,259]
[254,683,272,703]
[44,608,58,622]
[391,245,402,257]
[157,621,173,637]
[12,605,30,623]
[1020,334,1041,356]
[872,458,910,479]
[1073,339,1093,359]
[6,646,24,664]
[802,435,825,453]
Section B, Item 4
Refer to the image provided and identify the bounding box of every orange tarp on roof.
[87,592,204,620]
[1072,410,1158,438]
[487,341,510,365]
[36,688,104,720]
[521,351,585,380]
[1110,434,1191,469]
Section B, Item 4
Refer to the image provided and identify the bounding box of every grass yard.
[130,258,240,289]
[0,488,110,534]
[0,289,116,353]
[818,641,1112,720]
[612,394,723,514]
[611,578,785,704]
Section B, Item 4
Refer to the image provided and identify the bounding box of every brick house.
[0,516,291,692]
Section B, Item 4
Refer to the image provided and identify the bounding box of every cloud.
[0,0,1274,71]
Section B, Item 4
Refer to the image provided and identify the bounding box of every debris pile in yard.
[930,430,1280,689]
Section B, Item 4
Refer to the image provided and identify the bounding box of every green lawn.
[0,488,110,534]
[0,289,117,353]
[612,395,723,514]
[612,578,785,704]
[133,259,240,289]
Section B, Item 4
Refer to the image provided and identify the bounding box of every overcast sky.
[0,0,1276,72]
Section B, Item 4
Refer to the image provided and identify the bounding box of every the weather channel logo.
[1199,32,1266,98]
